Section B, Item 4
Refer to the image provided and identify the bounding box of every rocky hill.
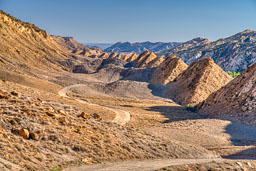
[133,50,151,63]
[0,10,69,74]
[98,52,109,59]
[136,51,163,68]
[104,41,181,54]
[52,36,102,57]
[149,56,188,85]
[164,30,256,72]
[163,58,233,106]
[126,53,138,62]
[146,56,165,68]
[108,52,120,59]
[197,62,256,115]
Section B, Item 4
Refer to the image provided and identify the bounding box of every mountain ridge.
[164,30,256,72]
[104,41,182,54]
[104,30,256,72]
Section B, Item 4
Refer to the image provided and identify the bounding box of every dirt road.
[66,158,228,171]
[58,84,130,125]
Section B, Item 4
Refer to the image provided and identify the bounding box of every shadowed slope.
[198,62,256,115]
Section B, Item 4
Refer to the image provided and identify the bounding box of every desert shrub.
[226,71,241,78]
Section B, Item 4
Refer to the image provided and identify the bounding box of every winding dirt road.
[58,84,130,126]
[66,158,228,171]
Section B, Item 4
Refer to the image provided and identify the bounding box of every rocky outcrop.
[72,49,90,56]
[133,50,150,63]
[99,52,109,59]
[197,62,256,114]
[163,58,233,107]
[146,56,165,68]
[120,54,131,61]
[136,52,160,68]
[108,52,119,59]
[126,53,138,62]
[150,56,188,85]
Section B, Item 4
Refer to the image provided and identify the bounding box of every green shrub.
[226,71,241,78]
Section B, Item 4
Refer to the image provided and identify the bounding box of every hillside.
[133,50,151,63]
[136,52,163,68]
[0,10,69,74]
[126,53,138,62]
[104,41,181,54]
[163,58,233,106]
[149,56,188,85]
[164,30,256,71]
[108,52,120,59]
[197,62,256,116]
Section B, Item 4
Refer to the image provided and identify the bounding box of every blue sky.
[1,0,256,43]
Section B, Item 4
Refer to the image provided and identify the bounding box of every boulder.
[30,133,40,140]
[58,117,69,124]
[80,112,89,119]
[19,129,30,139]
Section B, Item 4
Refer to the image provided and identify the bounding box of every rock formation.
[133,50,150,63]
[99,52,109,59]
[126,53,138,62]
[150,56,188,85]
[163,58,233,106]
[136,52,160,68]
[146,56,165,68]
[121,54,129,61]
[108,52,119,59]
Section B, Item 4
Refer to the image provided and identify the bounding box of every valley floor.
[1,71,256,170]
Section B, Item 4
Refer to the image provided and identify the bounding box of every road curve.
[58,84,130,126]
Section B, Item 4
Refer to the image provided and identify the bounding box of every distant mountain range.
[104,30,256,71]
[104,41,182,54]
[164,30,256,72]
[83,43,114,50]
